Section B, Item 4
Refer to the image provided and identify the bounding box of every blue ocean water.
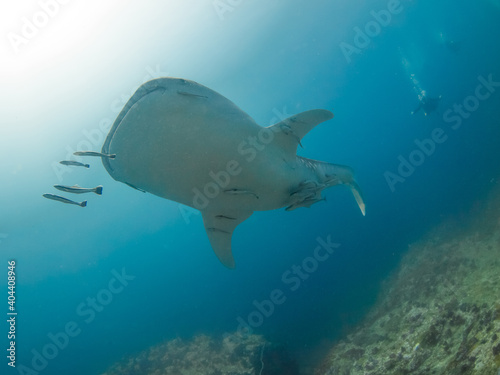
[1,0,500,374]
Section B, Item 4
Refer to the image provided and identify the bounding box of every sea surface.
[1,0,500,374]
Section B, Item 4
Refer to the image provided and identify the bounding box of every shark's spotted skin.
[101,78,365,268]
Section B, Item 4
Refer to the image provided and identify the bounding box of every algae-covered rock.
[101,332,298,375]
[316,187,500,375]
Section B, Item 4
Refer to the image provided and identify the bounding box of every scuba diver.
[399,50,443,117]
[411,91,442,116]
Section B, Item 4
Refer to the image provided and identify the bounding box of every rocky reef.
[316,187,500,374]
[101,333,299,375]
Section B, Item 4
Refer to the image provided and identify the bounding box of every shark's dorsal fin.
[266,109,334,157]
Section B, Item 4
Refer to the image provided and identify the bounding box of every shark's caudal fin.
[326,163,365,216]
[95,186,103,195]
[298,157,365,216]
[348,180,365,216]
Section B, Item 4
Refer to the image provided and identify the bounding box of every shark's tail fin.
[95,186,103,195]
[347,180,365,216]
[332,168,365,216]
[298,157,365,216]
[80,201,88,207]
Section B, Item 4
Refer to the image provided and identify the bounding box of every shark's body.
[101,78,364,268]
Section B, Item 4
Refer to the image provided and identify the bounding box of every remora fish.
[60,160,90,168]
[42,194,87,207]
[286,197,326,211]
[74,151,116,159]
[54,185,103,195]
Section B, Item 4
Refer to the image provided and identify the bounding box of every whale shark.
[101,78,364,268]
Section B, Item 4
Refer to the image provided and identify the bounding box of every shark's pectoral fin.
[267,109,334,157]
[202,209,253,268]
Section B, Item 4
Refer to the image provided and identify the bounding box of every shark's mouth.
[101,81,167,175]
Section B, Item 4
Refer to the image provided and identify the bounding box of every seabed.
[102,184,500,375]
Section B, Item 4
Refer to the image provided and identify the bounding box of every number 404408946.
[8,260,16,311]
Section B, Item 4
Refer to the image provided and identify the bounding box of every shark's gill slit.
[206,228,231,234]
[177,90,208,99]
[215,215,237,220]
[223,189,259,199]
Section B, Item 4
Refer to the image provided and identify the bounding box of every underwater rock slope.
[101,333,298,375]
[317,187,500,375]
